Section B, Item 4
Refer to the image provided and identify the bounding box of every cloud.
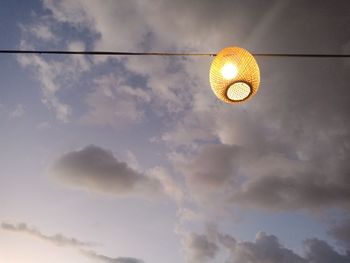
[1,221,144,263]
[67,41,91,71]
[183,233,219,263]
[225,232,349,263]
[21,0,350,222]
[183,229,350,263]
[81,250,144,263]
[165,21,350,213]
[17,52,71,122]
[177,142,350,212]
[29,24,57,42]
[148,166,184,205]
[12,1,350,262]
[50,145,164,198]
[19,16,57,42]
[80,74,150,127]
[328,218,350,249]
[217,232,237,249]
[17,19,91,122]
[47,0,341,215]
[303,238,350,263]
[185,144,240,191]
[23,0,350,127]
[36,0,275,118]
[229,231,307,263]
[1,222,91,247]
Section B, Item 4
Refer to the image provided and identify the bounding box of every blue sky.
[1,1,350,263]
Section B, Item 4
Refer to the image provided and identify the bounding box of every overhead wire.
[0,50,350,58]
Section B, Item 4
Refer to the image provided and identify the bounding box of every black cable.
[0,49,350,57]
[0,50,216,56]
[252,53,350,58]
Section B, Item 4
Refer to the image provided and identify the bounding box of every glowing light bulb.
[221,63,238,80]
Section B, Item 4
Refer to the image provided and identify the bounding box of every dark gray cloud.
[304,238,350,263]
[185,230,350,263]
[179,141,350,212]
[217,232,237,249]
[184,233,219,263]
[231,171,350,211]
[1,221,144,263]
[1,222,91,247]
[186,144,240,192]
[50,145,163,198]
[229,231,307,263]
[328,218,350,249]
[228,232,350,263]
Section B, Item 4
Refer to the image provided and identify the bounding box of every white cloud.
[30,24,56,41]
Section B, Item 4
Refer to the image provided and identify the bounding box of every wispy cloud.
[81,250,144,263]
[80,74,150,127]
[1,221,144,263]
[16,53,72,122]
[17,20,91,122]
[1,222,92,247]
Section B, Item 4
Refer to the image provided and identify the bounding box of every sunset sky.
[1,1,350,262]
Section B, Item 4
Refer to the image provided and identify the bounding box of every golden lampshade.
[209,46,260,103]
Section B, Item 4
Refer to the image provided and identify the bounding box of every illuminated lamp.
[209,46,260,103]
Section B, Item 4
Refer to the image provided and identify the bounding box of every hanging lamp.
[209,46,260,103]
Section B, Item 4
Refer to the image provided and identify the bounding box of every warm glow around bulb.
[221,63,238,80]
[210,46,260,104]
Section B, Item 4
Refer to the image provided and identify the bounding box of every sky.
[0,0,350,262]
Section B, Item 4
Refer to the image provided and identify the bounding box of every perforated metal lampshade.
[209,47,260,103]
